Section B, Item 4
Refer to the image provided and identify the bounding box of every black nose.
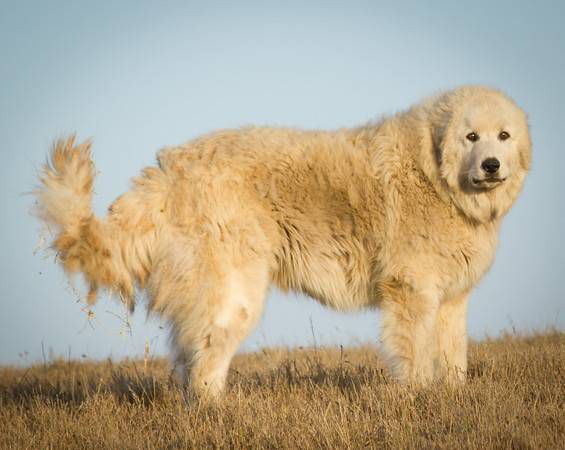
[481,157,500,174]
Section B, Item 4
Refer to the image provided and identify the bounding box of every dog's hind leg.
[162,254,270,400]
[379,281,439,386]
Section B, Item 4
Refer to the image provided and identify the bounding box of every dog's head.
[426,86,531,223]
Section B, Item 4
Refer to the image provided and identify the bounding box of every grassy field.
[1,331,563,449]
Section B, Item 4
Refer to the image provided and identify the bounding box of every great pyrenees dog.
[35,85,531,398]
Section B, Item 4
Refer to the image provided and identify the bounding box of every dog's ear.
[411,97,460,191]
[517,121,532,172]
[424,93,456,169]
[430,105,461,187]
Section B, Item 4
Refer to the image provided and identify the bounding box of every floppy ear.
[425,94,458,168]
[432,107,462,189]
[414,96,461,192]
[517,124,532,171]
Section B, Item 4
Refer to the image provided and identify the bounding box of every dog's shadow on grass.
[230,356,390,397]
[0,361,170,407]
[1,356,392,407]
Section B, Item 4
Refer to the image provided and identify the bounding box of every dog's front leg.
[379,280,439,386]
[435,291,469,383]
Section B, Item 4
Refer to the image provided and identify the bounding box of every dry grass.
[1,331,563,449]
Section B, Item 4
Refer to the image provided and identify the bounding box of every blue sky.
[1,1,563,364]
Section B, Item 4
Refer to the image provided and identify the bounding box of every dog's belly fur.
[271,214,374,310]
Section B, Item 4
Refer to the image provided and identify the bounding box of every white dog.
[35,85,531,398]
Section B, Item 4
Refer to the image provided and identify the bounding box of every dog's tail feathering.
[34,136,156,311]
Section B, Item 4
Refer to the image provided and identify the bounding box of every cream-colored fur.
[34,85,531,398]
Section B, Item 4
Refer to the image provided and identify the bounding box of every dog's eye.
[466,132,479,142]
[498,131,510,141]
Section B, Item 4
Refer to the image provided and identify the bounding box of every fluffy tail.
[34,136,141,310]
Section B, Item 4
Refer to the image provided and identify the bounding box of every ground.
[1,331,563,449]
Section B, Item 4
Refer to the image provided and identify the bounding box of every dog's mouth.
[470,176,507,189]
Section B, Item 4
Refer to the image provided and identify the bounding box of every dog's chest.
[393,219,499,300]
[447,229,498,294]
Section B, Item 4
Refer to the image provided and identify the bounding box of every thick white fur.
[34,85,531,398]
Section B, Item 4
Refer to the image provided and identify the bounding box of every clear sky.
[1,0,563,365]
